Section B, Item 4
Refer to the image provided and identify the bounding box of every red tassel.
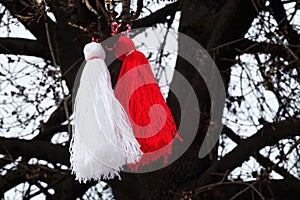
[114,36,182,170]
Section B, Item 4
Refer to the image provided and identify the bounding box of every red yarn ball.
[114,35,136,61]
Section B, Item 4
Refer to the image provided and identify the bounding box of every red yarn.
[114,36,182,170]
[114,35,136,61]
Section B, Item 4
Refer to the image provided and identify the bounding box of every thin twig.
[82,0,98,15]
[43,6,72,142]
[96,0,110,23]
[67,22,88,32]
[208,38,245,52]
[62,57,84,76]
[251,0,299,62]
[194,181,265,200]
[121,0,131,22]
[230,182,260,200]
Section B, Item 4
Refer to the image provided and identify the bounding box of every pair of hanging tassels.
[70,23,182,183]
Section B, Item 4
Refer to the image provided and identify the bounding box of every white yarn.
[70,42,142,183]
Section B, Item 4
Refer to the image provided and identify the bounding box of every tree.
[0,0,300,199]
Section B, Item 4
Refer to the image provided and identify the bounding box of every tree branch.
[0,166,28,193]
[34,97,72,141]
[1,0,91,88]
[0,137,69,165]
[223,125,299,181]
[132,0,143,20]
[210,38,289,59]
[206,0,263,49]
[194,179,300,199]
[132,0,180,28]
[187,119,300,190]
[0,163,92,199]
[82,0,98,15]
[269,0,299,46]
[0,0,55,40]
[34,125,68,141]
[121,0,131,22]
[0,38,50,59]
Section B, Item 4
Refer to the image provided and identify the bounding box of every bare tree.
[0,0,299,199]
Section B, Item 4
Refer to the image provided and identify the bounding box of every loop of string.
[111,22,121,36]
[111,22,131,36]
[106,22,131,50]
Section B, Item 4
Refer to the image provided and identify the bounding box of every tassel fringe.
[115,51,181,170]
[70,58,142,183]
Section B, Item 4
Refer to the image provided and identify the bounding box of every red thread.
[88,56,100,60]
[121,24,131,35]
[111,22,121,36]
[111,22,131,35]
[92,36,100,43]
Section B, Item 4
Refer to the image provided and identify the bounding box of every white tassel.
[70,42,142,183]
